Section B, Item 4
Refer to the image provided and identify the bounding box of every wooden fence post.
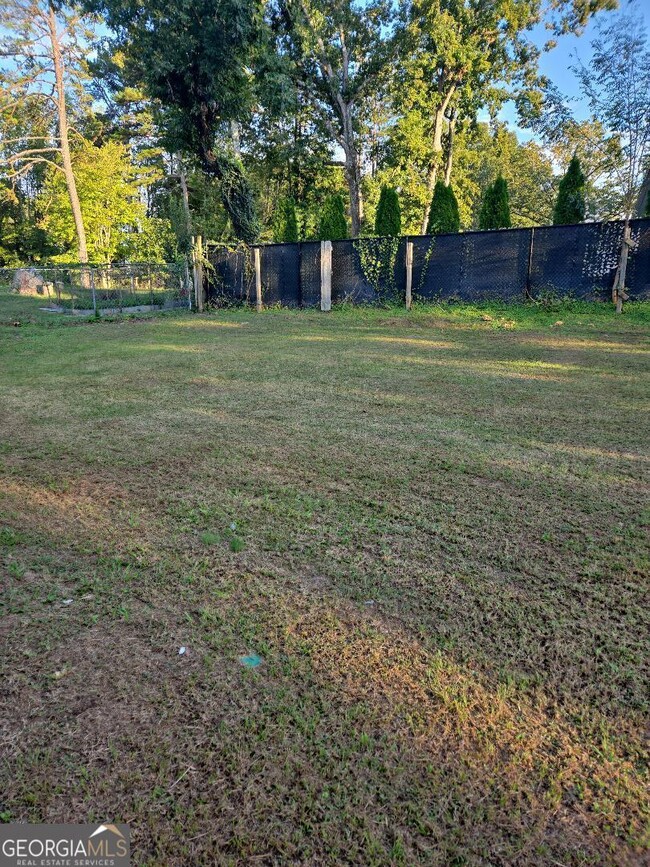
[254,247,262,311]
[184,259,192,309]
[320,240,332,311]
[405,240,413,310]
[192,235,204,312]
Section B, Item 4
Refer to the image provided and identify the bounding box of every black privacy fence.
[205,218,650,307]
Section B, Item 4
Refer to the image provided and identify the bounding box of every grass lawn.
[1,292,648,865]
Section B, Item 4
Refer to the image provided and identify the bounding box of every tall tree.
[86,0,264,242]
[319,193,348,239]
[426,179,459,234]
[553,155,586,224]
[397,0,540,233]
[0,0,94,266]
[279,0,393,236]
[573,8,650,310]
[41,141,168,262]
[479,176,511,229]
[397,0,618,233]
[274,197,299,242]
[374,186,401,236]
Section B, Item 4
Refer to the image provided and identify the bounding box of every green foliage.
[279,0,393,235]
[217,152,261,243]
[426,181,460,235]
[377,119,555,233]
[85,0,262,242]
[354,236,400,301]
[553,155,586,225]
[479,175,511,229]
[126,218,178,262]
[41,141,172,263]
[319,194,348,240]
[274,197,299,242]
[374,186,401,236]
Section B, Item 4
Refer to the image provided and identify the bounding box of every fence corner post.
[320,240,332,311]
[405,239,413,310]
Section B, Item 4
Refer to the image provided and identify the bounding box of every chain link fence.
[0,262,192,314]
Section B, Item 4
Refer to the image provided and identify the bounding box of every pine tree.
[374,186,401,236]
[479,175,511,229]
[319,194,348,240]
[274,198,299,242]
[426,181,460,235]
[553,155,586,225]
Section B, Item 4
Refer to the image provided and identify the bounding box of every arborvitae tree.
[553,155,586,225]
[319,194,348,240]
[479,175,511,229]
[426,181,460,235]
[374,186,401,236]
[274,197,299,242]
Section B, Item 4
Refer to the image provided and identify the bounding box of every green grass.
[0,282,185,325]
[0,292,648,865]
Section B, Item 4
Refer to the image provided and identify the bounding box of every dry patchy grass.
[0,299,649,865]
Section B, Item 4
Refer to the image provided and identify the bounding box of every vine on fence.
[203,239,254,305]
[353,236,401,302]
[413,236,436,299]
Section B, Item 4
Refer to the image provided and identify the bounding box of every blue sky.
[486,1,650,141]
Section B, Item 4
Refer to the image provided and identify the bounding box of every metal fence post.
[405,239,413,310]
[320,240,332,311]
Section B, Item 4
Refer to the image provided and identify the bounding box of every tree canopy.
[0,0,648,267]
[84,0,264,241]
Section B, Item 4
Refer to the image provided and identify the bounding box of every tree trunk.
[177,156,193,238]
[343,147,363,236]
[339,102,363,236]
[444,112,457,186]
[420,106,447,233]
[613,222,632,313]
[421,88,457,233]
[230,121,242,159]
[47,3,88,268]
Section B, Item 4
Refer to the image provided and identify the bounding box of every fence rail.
[205,219,650,308]
[1,262,192,314]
